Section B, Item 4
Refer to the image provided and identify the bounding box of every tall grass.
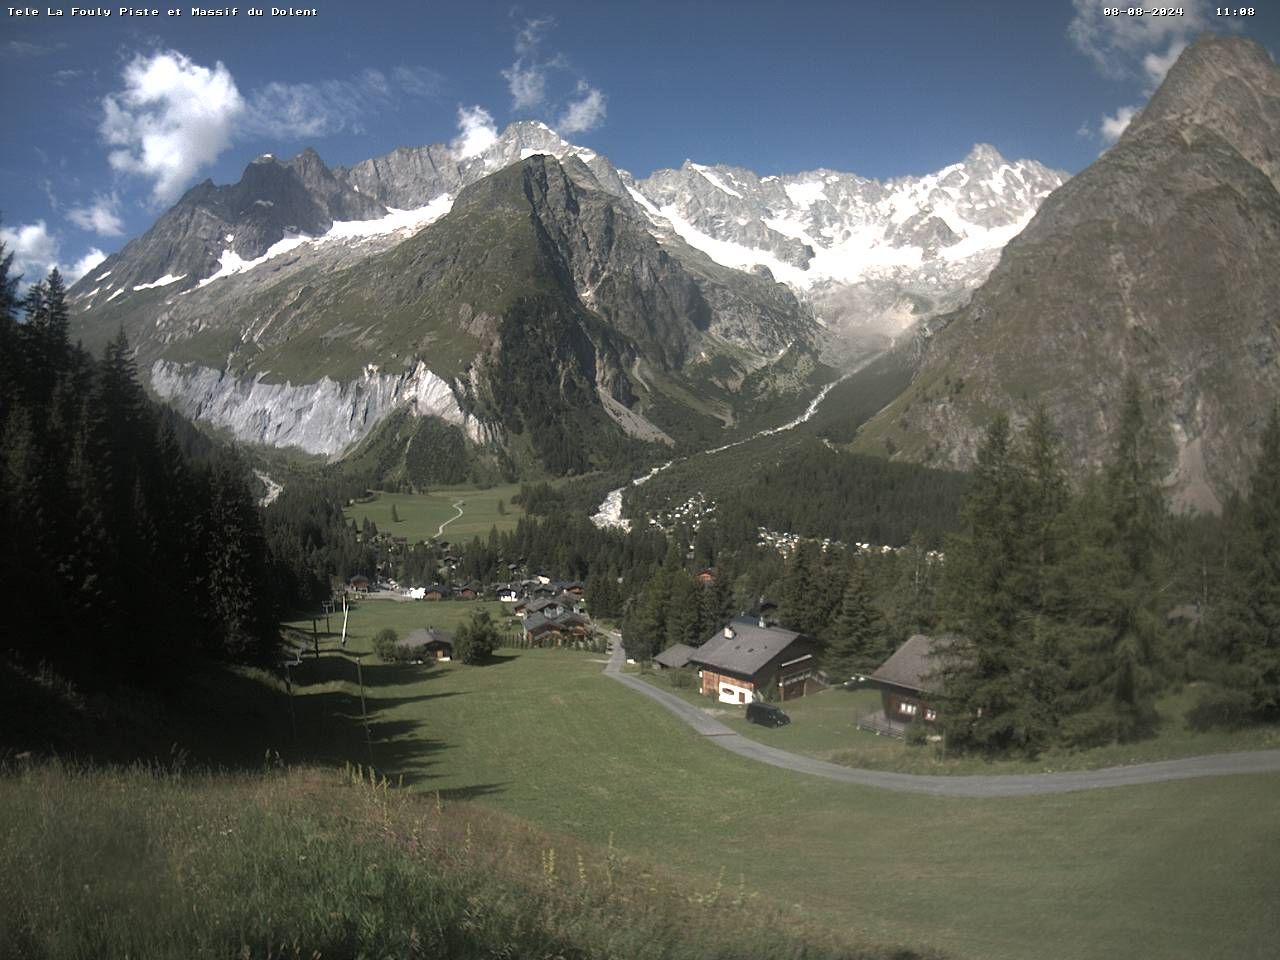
[0,759,941,960]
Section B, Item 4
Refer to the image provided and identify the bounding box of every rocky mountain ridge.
[66,116,1067,473]
[850,35,1280,511]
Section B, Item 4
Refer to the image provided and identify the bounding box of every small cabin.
[866,634,949,725]
[398,627,455,662]
[348,575,371,594]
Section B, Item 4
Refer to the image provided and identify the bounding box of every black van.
[745,701,790,727]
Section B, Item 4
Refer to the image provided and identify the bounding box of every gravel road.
[602,635,1280,797]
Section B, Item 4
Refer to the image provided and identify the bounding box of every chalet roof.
[654,643,696,669]
[869,634,951,693]
[525,610,591,634]
[400,627,455,649]
[689,618,802,679]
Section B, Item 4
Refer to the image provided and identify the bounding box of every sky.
[1,0,1275,285]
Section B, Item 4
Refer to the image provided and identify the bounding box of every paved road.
[602,635,1280,797]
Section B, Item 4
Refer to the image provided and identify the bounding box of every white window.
[899,701,918,717]
[925,708,937,722]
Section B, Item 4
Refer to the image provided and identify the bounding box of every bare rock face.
[150,359,480,457]
[853,36,1280,511]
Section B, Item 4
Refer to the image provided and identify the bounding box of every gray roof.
[400,627,454,649]
[688,618,803,678]
[869,634,949,693]
[654,643,697,669]
[525,610,591,635]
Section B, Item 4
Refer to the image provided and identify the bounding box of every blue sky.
[1,0,1275,283]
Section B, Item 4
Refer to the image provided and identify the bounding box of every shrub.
[905,718,928,746]
[1187,685,1254,731]
[372,628,401,662]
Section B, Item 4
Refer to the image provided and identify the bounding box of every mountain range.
[66,35,1278,510]
[66,116,1062,476]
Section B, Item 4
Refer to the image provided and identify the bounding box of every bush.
[372,628,400,663]
[455,610,499,664]
[668,667,693,689]
[905,718,928,746]
[1187,685,1254,731]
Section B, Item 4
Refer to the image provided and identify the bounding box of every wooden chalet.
[523,610,593,646]
[653,643,696,670]
[422,584,448,602]
[688,618,819,704]
[398,627,455,661]
[866,634,948,725]
[348,574,371,594]
[694,568,718,586]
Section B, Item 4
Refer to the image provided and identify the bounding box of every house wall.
[700,669,755,704]
[879,689,938,723]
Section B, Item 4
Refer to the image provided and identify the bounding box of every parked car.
[746,701,790,727]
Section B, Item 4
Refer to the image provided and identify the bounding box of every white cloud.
[0,221,103,286]
[1142,40,1187,86]
[558,82,606,134]
[503,60,548,110]
[1068,0,1210,86]
[100,50,245,206]
[1100,104,1139,143]
[502,18,555,110]
[66,248,107,284]
[68,194,124,237]
[451,105,498,160]
[0,221,60,281]
[247,66,441,139]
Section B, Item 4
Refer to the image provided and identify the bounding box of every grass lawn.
[344,484,525,542]
[638,672,1280,775]
[268,602,1280,960]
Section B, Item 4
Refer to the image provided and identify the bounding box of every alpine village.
[2,27,1280,960]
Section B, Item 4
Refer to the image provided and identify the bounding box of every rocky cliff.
[852,36,1280,511]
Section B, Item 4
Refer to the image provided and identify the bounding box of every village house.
[422,584,448,602]
[398,627,455,662]
[865,634,949,727]
[523,610,593,646]
[694,568,717,586]
[653,643,696,671]
[348,574,371,594]
[687,618,820,704]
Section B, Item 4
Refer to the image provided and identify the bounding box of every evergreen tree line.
[935,382,1280,755]
[0,253,279,690]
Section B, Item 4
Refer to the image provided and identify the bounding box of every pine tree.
[1195,404,1280,725]
[1061,378,1165,744]
[824,561,886,682]
[391,502,401,523]
[938,415,1055,755]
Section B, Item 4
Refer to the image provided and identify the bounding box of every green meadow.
[343,484,525,542]
[265,599,1280,960]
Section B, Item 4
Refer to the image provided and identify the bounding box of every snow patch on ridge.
[132,273,187,291]
[690,163,743,198]
[198,195,456,289]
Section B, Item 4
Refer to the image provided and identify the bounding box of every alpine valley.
[66,109,1063,482]
[67,35,1279,513]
